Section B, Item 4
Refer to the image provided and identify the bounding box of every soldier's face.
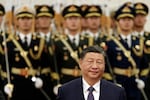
[17,17,33,32]
[86,16,100,30]
[134,14,147,27]
[117,17,134,31]
[79,52,105,81]
[37,16,52,29]
[65,16,81,31]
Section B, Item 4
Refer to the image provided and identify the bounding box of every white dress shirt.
[19,32,32,46]
[68,33,80,46]
[82,78,100,100]
[120,34,132,48]
[40,32,51,42]
[86,30,99,39]
[133,30,144,36]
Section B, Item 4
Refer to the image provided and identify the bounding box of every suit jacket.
[57,77,126,100]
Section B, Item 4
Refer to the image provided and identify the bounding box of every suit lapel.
[99,79,109,100]
[78,77,85,100]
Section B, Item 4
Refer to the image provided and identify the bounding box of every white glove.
[135,78,145,89]
[34,77,43,89]
[53,84,62,95]
[4,83,14,98]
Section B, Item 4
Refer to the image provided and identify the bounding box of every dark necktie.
[94,36,97,44]
[87,87,94,100]
[45,35,48,43]
[24,36,28,50]
[124,38,129,47]
[72,38,76,48]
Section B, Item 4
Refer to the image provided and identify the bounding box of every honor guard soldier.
[133,2,150,99]
[0,3,6,94]
[0,3,5,70]
[83,5,108,50]
[133,2,150,72]
[106,4,149,100]
[83,5,112,81]
[55,5,91,84]
[35,5,59,98]
[1,5,53,100]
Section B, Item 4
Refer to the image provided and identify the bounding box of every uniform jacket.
[106,34,148,72]
[57,77,127,100]
[55,34,90,83]
[106,34,148,100]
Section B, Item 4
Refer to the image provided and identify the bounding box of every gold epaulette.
[144,31,150,36]
[102,73,113,80]
[51,72,60,80]
[0,34,12,54]
[106,34,114,41]
[56,33,66,38]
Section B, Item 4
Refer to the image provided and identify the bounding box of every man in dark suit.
[57,45,126,100]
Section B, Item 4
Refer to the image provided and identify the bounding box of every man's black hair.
[79,45,106,59]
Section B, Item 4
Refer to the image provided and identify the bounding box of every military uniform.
[0,4,8,96]
[133,3,150,99]
[55,5,91,84]
[1,6,54,100]
[133,2,150,71]
[106,5,149,100]
[55,33,91,84]
[0,3,5,70]
[35,5,59,98]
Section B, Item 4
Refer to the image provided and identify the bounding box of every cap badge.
[89,6,98,12]
[40,6,48,12]
[122,7,131,13]
[68,6,77,12]
[136,4,144,9]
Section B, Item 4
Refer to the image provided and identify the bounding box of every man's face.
[134,14,146,27]
[17,17,33,31]
[65,16,81,31]
[37,16,52,29]
[79,52,105,81]
[86,16,100,30]
[118,17,134,31]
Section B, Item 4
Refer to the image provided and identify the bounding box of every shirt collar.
[82,77,100,93]
[86,30,100,38]
[68,33,79,40]
[19,32,32,41]
[40,32,51,38]
[134,30,144,36]
[120,34,131,40]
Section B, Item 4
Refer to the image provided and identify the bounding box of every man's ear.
[79,59,82,69]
